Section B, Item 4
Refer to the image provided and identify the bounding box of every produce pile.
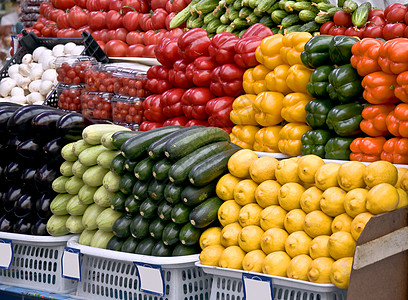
[199,150,408,288]
[19,0,42,29]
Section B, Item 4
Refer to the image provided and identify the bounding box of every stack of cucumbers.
[104,125,239,257]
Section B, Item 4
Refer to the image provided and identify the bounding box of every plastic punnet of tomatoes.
[81,92,114,121]
[54,56,98,85]
[85,64,119,93]
[111,95,144,130]
[112,67,150,98]
[57,84,86,112]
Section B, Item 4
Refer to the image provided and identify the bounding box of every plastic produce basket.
[197,263,347,300]
[67,236,212,300]
[0,232,77,293]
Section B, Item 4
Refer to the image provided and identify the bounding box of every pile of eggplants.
[0,103,93,235]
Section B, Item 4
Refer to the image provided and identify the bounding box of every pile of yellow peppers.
[230,32,314,156]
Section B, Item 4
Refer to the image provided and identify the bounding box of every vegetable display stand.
[67,236,212,300]
[196,263,347,300]
[0,232,77,294]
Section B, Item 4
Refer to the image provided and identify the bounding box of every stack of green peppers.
[300,35,365,160]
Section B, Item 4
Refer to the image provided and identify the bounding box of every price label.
[242,273,274,300]
[10,35,19,56]
[0,239,13,270]
[134,263,165,297]
[61,247,81,281]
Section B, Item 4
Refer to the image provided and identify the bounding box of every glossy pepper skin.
[155,37,182,67]
[208,32,239,65]
[300,35,333,69]
[186,56,218,87]
[255,34,285,70]
[230,125,260,149]
[301,129,331,158]
[205,96,235,127]
[350,137,386,162]
[161,88,186,117]
[278,123,311,156]
[378,38,408,74]
[230,94,258,126]
[146,65,172,94]
[326,103,364,137]
[139,121,163,131]
[381,137,408,164]
[265,65,292,95]
[241,23,274,39]
[360,104,395,137]
[253,126,282,153]
[324,137,354,160]
[185,119,209,127]
[307,65,335,98]
[305,99,336,129]
[350,38,383,77]
[243,66,270,95]
[362,72,399,104]
[328,35,359,66]
[280,32,313,66]
[286,64,313,94]
[395,71,408,103]
[163,116,189,126]
[281,92,313,123]
[234,36,263,69]
[181,87,214,120]
[386,103,408,137]
[143,94,166,122]
[210,64,245,97]
[177,28,211,62]
[168,59,194,89]
[327,64,363,103]
[253,91,284,126]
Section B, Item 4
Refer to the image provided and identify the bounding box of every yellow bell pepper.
[252,64,270,94]
[265,65,292,95]
[253,126,282,153]
[230,94,258,126]
[281,92,313,123]
[253,91,284,126]
[230,125,260,149]
[278,123,311,156]
[255,34,285,70]
[243,68,255,94]
[280,32,313,66]
[286,64,313,94]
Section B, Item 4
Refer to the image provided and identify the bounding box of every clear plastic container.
[85,64,119,93]
[111,95,144,129]
[57,84,86,112]
[112,67,150,98]
[54,55,98,85]
[81,92,113,121]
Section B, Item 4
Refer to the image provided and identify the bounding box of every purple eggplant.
[7,105,55,136]
[21,167,37,187]
[0,106,21,135]
[13,214,35,234]
[17,138,42,159]
[0,214,15,232]
[34,164,58,192]
[14,193,34,218]
[4,161,25,182]
[36,192,54,219]
[31,110,66,137]
[4,186,22,212]
[43,137,64,162]
[56,112,94,142]
[31,219,48,236]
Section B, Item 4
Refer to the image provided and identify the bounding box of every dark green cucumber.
[121,126,182,160]
[111,131,140,149]
[110,191,127,212]
[179,223,201,246]
[152,159,172,181]
[189,196,223,228]
[106,236,124,251]
[110,154,127,176]
[149,218,166,239]
[172,244,200,256]
[188,149,239,187]
[125,159,138,173]
[119,172,137,195]
[132,180,150,201]
[134,237,156,255]
[164,127,230,161]
[157,201,173,221]
[168,141,232,184]
[281,14,300,28]
[121,236,139,253]
[151,241,172,257]
[164,182,183,204]
[134,157,155,181]
[125,195,141,214]
[130,214,149,239]
[181,182,216,207]
[139,198,158,219]
[112,214,132,238]
[162,223,181,246]
[148,179,167,201]
[171,203,192,224]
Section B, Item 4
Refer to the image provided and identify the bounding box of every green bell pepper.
[305,98,336,129]
[300,35,334,69]
[301,129,331,158]
[307,65,336,98]
[328,35,359,66]
[326,102,364,136]
[324,137,354,160]
[327,64,363,103]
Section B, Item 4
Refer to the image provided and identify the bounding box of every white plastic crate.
[67,236,212,300]
[196,263,347,300]
[0,232,77,293]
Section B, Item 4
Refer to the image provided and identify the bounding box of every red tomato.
[68,7,88,29]
[57,12,70,29]
[107,30,116,41]
[105,40,129,57]
[74,0,87,8]
[164,28,186,39]
[115,28,129,42]
[106,10,123,30]
[144,29,165,45]
[369,9,384,19]
[328,26,347,36]
[404,26,408,38]
[110,0,123,11]
[383,23,406,40]
[122,0,150,14]
[52,0,75,10]
[87,0,110,11]
[57,28,76,37]
[166,0,187,13]
[344,26,365,39]
[122,11,140,31]
[126,31,145,45]
[364,25,384,39]
[151,0,168,10]
[37,17,47,24]
[139,14,154,31]
[368,15,386,27]
[143,45,156,58]
[33,22,45,32]
[385,3,407,23]
[151,8,168,30]
[88,11,106,30]
[333,11,352,27]
[40,2,52,17]
[77,26,93,36]
[41,25,54,37]
[99,29,109,42]
[52,26,60,37]
[49,9,65,22]
[320,21,335,35]
[405,11,408,25]
[127,44,145,57]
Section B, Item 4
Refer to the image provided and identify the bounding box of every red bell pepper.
[361,71,399,104]
[381,137,408,164]
[142,94,167,122]
[185,119,209,126]
[210,64,245,97]
[350,38,383,77]
[185,56,218,87]
[139,121,163,131]
[205,96,235,127]
[168,59,194,89]
[161,88,186,117]
[181,87,214,120]
[163,116,188,126]
[378,38,408,74]
[155,37,181,67]
[146,65,173,94]
[234,36,262,69]
[177,28,211,62]
[241,23,274,39]
[386,103,408,137]
[350,136,386,162]
[360,104,395,137]
[395,71,408,103]
[208,32,239,65]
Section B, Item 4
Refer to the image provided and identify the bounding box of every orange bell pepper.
[362,72,399,104]
[253,126,282,153]
[350,38,383,77]
[230,125,260,149]
[229,94,258,126]
[386,103,408,137]
[278,122,311,156]
[395,71,408,103]
[360,104,395,137]
[381,137,408,164]
[350,137,386,162]
[378,38,408,75]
